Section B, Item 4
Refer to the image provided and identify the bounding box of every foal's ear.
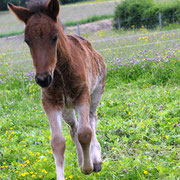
[47,0,60,21]
[7,3,32,24]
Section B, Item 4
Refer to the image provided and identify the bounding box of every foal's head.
[8,0,60,88]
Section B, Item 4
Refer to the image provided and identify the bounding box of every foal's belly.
[64,95,74,109]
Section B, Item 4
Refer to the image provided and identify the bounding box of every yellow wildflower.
[143,170,148,174]
[42,169,48,174]
[25,160,30,164]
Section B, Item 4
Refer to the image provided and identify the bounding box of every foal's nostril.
[35,74,52,88]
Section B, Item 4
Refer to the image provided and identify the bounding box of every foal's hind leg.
[90,88,104,172]
[62,109,83,166]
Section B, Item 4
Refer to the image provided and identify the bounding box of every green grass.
[0,30,24,38]
[0,28,180,179]
[63,0,120,5]
[64,14,113,26]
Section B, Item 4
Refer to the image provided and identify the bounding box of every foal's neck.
[56,21,71,64]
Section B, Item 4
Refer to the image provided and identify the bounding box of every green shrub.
[143,5,159,28]
[114,0,180,29]
[159,0,180,25]
[114,0,156,29]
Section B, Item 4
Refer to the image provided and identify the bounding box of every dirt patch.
[64,19,113,34]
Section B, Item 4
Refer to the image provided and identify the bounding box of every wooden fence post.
[77,23,80,35]
[159,13,162,29]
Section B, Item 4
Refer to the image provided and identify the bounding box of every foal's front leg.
[75,100,93,175]
[43,104,65,180]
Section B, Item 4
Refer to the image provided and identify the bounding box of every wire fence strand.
[93,29,180,43]
[97,39,180,52]
[0,29,179,65]
[1,29,179,55]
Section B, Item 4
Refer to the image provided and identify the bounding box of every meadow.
[0,0,117,37]
[0,26,180,180]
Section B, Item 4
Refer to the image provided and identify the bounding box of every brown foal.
[8,0,106,179]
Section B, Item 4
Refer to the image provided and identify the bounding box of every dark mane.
[26,0,48,12]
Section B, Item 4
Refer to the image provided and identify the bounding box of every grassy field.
[0,1,118,37]
[0,26,180,180]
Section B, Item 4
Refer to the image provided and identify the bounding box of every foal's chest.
[43,80,81,109]
[43,87,74,108]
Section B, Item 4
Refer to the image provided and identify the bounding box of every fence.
[117,13,169,30]
[69,13,180,36]
[0,28,179,70]
[115,13,180,30]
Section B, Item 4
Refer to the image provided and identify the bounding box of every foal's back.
[67,34,106,95]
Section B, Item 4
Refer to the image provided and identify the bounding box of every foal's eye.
[24,39,30,46]
[52,34,58,43]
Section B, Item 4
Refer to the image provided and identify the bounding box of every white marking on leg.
[90,113,102,164]
[56,163,64,180]
[45,110,65,180]
[89,87,103,167]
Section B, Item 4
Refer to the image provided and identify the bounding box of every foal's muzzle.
[35,74,52,88]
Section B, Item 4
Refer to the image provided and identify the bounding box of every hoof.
[81,167,93,175]
[93,163,101,172]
